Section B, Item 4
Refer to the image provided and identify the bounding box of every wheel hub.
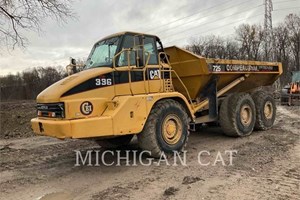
[240,104,252,126]
[264,101,273,119]
[162,114,182,145]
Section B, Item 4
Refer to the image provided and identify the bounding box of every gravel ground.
[0,101,299,200]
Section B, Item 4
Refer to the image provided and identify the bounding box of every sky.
[0,0,299,75]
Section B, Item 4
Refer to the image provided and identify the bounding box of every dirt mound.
[0,101,36,139]
[182,176,204,185]
[163,186,179,196]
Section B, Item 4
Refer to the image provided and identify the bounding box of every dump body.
[165,46,283,100]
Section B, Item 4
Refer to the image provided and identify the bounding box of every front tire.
[138,99,189,158]
[220,93,256,137]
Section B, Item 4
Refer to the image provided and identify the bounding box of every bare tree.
[187,35,228,59]
[0,0,75,49]
[285,13,300,71]
[22,68,40,99]
[204,35,226,59]
[273,23,292,86]
[187,35,240,60]
[235,24,264,60]
[224,38,239,59]
[186,37,206,56]
[274,23,290,62]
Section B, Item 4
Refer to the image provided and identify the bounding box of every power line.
[163,12,265,46]
[154,0,259,35]
[144,0,297,34]
[163,2,299,46]
[273,0,299,3]
[158,3,263,42]
[143,0,238,32]
[273,6,300,11]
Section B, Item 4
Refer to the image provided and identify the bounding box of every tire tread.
[138,99,189,158]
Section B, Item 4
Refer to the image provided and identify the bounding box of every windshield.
[85,36,120,69]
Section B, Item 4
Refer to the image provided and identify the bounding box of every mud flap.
[197,76,218,121]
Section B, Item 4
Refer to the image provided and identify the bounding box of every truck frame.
[31,32,282,157]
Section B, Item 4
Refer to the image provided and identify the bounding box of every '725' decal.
[95,78,112,86]
[212,65,221,72]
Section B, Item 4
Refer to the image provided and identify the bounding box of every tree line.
[0,66,66,101]
[186,13,300,87]
[1,13,299,101]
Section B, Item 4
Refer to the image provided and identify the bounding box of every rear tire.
[138,99,189,158]
[252,91,276,130]
[220,93,256,137]
[95,135,133,148]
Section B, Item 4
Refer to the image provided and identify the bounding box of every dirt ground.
[0,101,299,200]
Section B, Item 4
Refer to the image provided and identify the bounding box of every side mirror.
[66,57,77,75]
[70,58,77,73]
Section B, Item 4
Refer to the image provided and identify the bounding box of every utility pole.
[264,0,274,61]
[264,0,280,91]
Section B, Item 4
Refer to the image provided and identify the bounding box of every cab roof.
[99,31,159,42]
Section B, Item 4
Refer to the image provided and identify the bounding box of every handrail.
[127,50,133,95]
[112,48,153,95]
[112,48,132,70]
[158,52,172,92]
[158,51,193,106]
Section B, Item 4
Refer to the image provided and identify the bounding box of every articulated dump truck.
[31,32,282,157]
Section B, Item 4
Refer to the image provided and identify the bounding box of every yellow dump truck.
[31,31,282,157]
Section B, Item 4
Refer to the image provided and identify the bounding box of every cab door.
[114,34,146,95]
[143,36,162,93]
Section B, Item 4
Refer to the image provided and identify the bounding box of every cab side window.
[117,35,158,66]
[118,35,136,66]
[144,37,158,65]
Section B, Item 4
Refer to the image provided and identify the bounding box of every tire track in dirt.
[202,106,300,200]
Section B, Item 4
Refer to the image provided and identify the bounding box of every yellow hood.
[37,67,113,103]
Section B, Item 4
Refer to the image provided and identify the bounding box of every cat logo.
[149,69,161,80]
[80,101,93,115]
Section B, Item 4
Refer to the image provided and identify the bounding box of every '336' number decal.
[95,78,112,86]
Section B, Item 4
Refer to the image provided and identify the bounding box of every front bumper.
[31,116,113,139]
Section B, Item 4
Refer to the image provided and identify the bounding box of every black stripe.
[62,69,170,97]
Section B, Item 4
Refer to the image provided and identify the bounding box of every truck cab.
[85,32,161,69]
[31,32,183,141]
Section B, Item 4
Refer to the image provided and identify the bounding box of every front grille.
[37,102,65,118]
